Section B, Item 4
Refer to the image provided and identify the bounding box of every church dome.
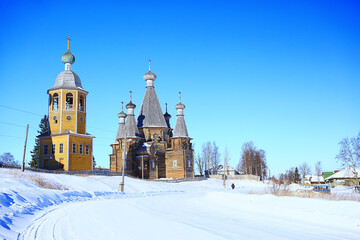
[117,111,127,118]
[164,112,171,120]
[126,101,136,109]
[143,71,157,81]
[175,102,185,110]
[49,71,83,91]
[62,49,75,64]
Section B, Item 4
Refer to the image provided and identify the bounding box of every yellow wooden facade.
[38,53,94,171]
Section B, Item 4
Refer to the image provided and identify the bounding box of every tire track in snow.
[17,191,183,239]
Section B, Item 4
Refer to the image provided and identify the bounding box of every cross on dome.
[66,37,71,50]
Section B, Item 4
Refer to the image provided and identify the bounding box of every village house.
[325,167,360,188]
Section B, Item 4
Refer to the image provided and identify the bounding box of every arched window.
[53,93,59,110]
[79,95,84,111]
[65,93,73,109]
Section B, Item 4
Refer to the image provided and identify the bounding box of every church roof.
[137,86,167,128]
[173,115,188,138]
[115,122,126,143]
[49,70,85,92]
[125,114,140,138]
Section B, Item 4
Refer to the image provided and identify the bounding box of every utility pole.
[120,133,127,192]
[21,124,29,172]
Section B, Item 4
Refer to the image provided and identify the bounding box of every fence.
[209,174,260,181]
[0,164,207,182]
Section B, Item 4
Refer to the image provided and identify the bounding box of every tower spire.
[165,103,168,112]
[179,91,182,102]
[149,58,151,71]
[130,90,133,102]
[121,101,124,111]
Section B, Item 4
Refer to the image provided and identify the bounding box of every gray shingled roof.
[137,87,167,128]
[125,113,140,138]
[115,113,126,143]
[49,70,84,91]
[173,115,189,137]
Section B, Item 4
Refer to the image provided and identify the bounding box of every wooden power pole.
[21,124,29,172]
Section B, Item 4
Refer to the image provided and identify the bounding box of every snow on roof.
[325,167,360,180]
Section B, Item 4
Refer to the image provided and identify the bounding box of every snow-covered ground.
[1,169,360,240]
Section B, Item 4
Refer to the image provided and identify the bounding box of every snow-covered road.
[17,191,360,240]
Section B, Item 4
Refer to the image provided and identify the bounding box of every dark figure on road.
[231,183,235,189]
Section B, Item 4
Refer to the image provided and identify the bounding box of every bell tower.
[48,37,87,135]
[38,38,95,171]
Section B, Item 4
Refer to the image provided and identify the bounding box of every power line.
[0,121,36,129]
[0,134,35,140]
[0,104,114,133]
[0,104,44,117]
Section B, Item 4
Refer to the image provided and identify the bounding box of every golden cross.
[66,37,71,50]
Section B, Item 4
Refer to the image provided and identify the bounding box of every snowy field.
[1,169,360,240]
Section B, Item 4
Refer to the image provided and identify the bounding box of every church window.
[44,145,48,155]
[53,93,59,110]
[173,160,177,168]
[79,144,83,154]
[86,145,89,154]
[51,144,55,154]
[79,95,84,111]
[65,93,73,109]
[188,160,191,168]
[152,160,155,169]
[72,143,76,153]
[59,143,63,153]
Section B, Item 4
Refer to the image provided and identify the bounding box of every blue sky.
[0,0,359,176]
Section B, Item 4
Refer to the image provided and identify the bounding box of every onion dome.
[143,59,157,81]
[175,102,185,110]
[164,103,171,120]
[126,101,136,109]
[143,71,157,81]
[62,49,75,64]
[117,111,127,118]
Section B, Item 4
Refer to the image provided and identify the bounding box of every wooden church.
[37,39,95,170]
[109,61,194,179]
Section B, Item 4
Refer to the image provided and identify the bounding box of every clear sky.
[0,0,359,176]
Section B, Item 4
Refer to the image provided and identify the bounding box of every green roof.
[322,172,334,179]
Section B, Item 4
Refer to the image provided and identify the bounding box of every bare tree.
[223,147,230,174]
[315,161,322,183]
[212,141,221,174]
[237,142,267,177]
[336,132,360,190]
[299,162,311,184]
[194,153,204,176]
[202,142,212,175]
[0,152,19,167]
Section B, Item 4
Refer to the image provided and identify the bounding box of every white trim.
[67,135,70,171]
[91,139,93,171]
[60,89,63,132]
[76,91,78,133]
[38,138,41,169]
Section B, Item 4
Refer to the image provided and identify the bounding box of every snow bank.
[1,169,360,240]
